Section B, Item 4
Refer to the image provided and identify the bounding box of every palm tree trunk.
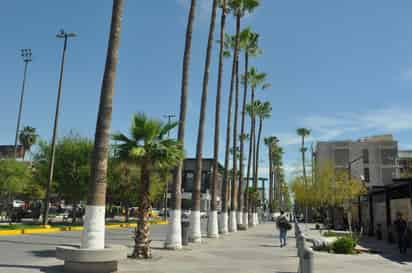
[81,0,123,250]
[209,0,226,239]
[239,51,249,228]
[132,161,152,258]
[165,0,196,250]
[268,144,273,218]
[231,58,240,231]
[246,87,256,226]
[191,0,218,243]
[254,116,263,223]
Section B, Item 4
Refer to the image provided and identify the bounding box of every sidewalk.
[300,224,412,273]
[119,223,298,273]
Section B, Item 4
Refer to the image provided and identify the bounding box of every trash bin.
[181,220,190,246]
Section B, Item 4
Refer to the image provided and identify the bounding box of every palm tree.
[226,0,260,233]
[165,0,196,249]
[113,113,184,258]
[254,101,271,218]
[18,126,37,160]
[190,0,218,243]
[81,0,124,250]
[243,68,269,226]
[264,136,278,220]
[209,0,227,239]
[297,127,311,223]
[238,28,260,228]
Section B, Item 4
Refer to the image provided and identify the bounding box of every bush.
[332,236,357,254]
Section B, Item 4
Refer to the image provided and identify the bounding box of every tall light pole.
[42,30,77,225]
[163,114,176,220]
[14,49,32,159]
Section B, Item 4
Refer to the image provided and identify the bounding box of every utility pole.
[163,114,176,220]
[14,49,32,159]
[42,30,76,226]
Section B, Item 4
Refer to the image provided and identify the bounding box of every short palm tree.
[113,113,184,258]
[297,127,311,222]
[19,126,37,160]
[166,0,196,249]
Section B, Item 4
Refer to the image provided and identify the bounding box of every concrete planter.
[56,245,127,273]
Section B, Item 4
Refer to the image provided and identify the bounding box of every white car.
[12,200,25,208]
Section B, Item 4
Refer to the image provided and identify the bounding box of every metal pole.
[42,33,71,225]
[14,49,32,159]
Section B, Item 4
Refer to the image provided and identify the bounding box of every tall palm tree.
[238,28,260,228]
[297,127,311,223]
[254,101,271,217]
[210,0,227,238]
[81,0,124,250]
[191,0,218,243]
[264,136,278,220]
[243,68,270,226]
[165,0,196,249]
[18,126,37,160]
[113,113,184,258]
[226,0,260,233]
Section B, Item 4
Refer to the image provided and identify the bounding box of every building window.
[334,149,349,166]
[362,149,369,164]
[183,171,194,192]
[381,149,396,165]
[363,168,370,182]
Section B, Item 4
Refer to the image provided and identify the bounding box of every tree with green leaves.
[296,127,311,222]
[264,136,278,218]
[34,134,93,224]
[19,126,37,160]
[166,0,197,250]
[113,113,184,259]
[0,159,33,223]
[191,0,219,243]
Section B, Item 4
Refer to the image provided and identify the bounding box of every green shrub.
[332,236,357,254]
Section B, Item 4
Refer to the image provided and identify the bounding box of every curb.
[0,220,168,236]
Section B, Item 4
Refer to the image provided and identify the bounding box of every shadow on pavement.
[30,249,56,258]
[359,237,412,265]
[0,264,63,273]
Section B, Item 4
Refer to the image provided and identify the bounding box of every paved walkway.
[120,223,298,273]
[300,224,412,273]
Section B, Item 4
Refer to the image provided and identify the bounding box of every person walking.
[276,210,291,247]
[394,212,408,254]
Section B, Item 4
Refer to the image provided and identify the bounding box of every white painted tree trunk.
[81,205,105,249]
[207,210,219,238]
[242,212,249,229]
[237,211,243,226]
[219,211,228,234]
[229,210,237,232]
[189,210,202,243]
[165,209,182,249]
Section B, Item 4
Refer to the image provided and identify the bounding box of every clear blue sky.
[2,1,412,180]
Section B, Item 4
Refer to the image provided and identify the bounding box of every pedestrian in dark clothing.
[394,212,408,254]
[276,211,290,248]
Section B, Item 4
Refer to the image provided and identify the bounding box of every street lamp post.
[42,30,77,225]
[14,49,32,159]
[163,114,176,220]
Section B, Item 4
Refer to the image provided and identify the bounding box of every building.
[398,150,412,178]
[179,158,224,211]
[315,135,398,189]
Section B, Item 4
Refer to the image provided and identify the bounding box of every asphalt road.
[0,221,208,273]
